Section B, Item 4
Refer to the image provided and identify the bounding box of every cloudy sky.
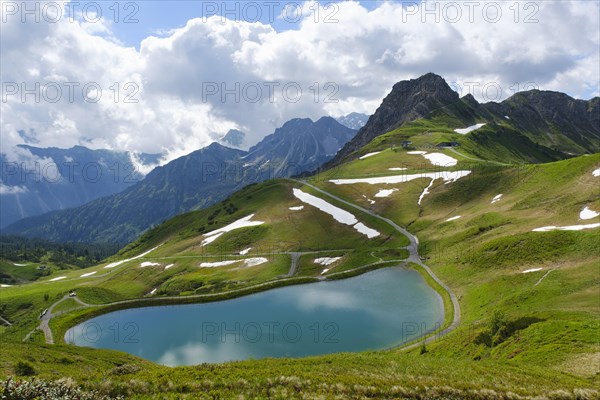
[1,0,599,164]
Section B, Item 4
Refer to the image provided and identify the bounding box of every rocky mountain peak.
[326,73,459,167]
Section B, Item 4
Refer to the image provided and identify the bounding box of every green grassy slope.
[1,122,598,399]
[0,180,407,342]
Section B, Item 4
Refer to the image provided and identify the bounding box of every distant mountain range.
[5,73,598,244]
[327,73,599,167]
[0,146,161,228]
[4,117,356,243]
[336,113,370,130]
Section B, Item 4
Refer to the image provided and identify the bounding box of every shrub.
[14,361,35,377]
[0,377,123,399]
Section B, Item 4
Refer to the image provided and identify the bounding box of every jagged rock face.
[485,91,600,152]
[327,73,599,168]
[245,117,356,176]
[328,73,459,166]
[336,113,370,130]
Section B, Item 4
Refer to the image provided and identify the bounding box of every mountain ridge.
[4,118,356,243]
[325,73,599,168]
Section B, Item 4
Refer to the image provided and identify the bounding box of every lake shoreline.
[62,265,446,365]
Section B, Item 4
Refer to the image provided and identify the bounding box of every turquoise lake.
[66,268,444,366]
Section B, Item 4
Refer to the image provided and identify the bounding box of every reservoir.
[66,268,444,366]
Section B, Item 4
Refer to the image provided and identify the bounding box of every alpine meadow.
[0,1,598,399]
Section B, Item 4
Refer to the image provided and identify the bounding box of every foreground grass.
[1,339,597,399]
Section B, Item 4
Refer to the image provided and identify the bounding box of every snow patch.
[491,194,503,204]
[359,151,382,160]
[140,261,161,268]
[389,167,407,171]
[0,284,12,288]
[244,257,268,267]
[150,288,157,295]
[422,153,458,167]
[200,257,269,268]
[315,257,341,266]
[294,189,359,225]
[200,260,238,268]
[293,189,380,238]
[164,264,175,270]
[329,170,471,186]
[289,206,304,211]
[13,263,28,267]
[504,116,510,120]
[201,214,264,246]
[454,123,486,134]
[407,151,427,155]
[418,179,435,205]
[375,188,398,198]
[532,223,600,232]
[49,276,66,282]
[522,268,543,274]
[593,169,600,177]
[354,223,380,238]
[80,271,97,277]
[239,247,252,255]
[580,206,599,220]
[446,216,462,222]
[104,245,162,269]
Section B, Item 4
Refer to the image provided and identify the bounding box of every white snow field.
[418,179,435,205]
[201,214,264,246]
[315,257,341,266]
[375,189,398,198]
[491,194,503,204]
[200,260,239,268]
[532,223,600,232]
[454,123,486,134]
[522,268,543,274]
[293,189,380,238]
[104,245,162,269]
[289,206,304,211]
[200,257,268,268]
[49,276,67,282]
[244,257,268,267]
[580,207,599,220]
[140,262,161,268]
[80,271,97,277]
[422,153,458,167]
[353,223,381,238]
[329,170,471,186]
[446,216,462,222]
[359,151,382,160]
